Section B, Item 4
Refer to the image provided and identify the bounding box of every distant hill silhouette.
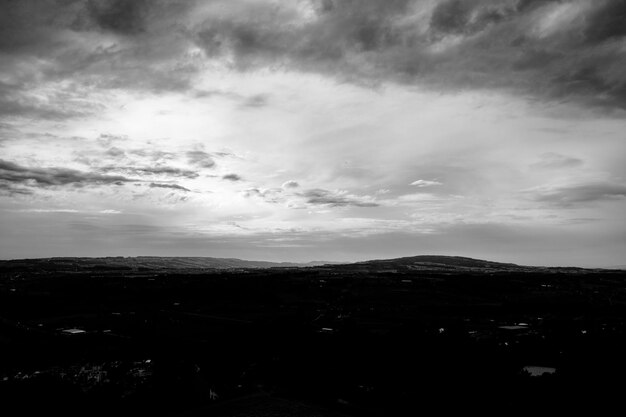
[0,255,600,274]
[355,255,528,270]
[0,256,325,273]
[360,255,521,268]
[340,255,593,274]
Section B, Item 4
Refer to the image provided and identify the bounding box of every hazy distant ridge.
[0,256,319,272]
[0,255,610,275]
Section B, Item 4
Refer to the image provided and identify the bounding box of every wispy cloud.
[241,94,269,108]
[0,182,33,196]
[223,173,242,181]
[18,208,80,213]
[0,159,134,190]
[100,166,199,179]
[528,181,626,206]
[149,182,191,192]
[530,152,584,169]
[300,189,379,208]
[410,179,443,187]
[186,150,216,169]
[99,209,122,214]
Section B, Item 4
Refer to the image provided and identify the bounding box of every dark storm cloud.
[194,0,413,72]
[0,0,74,54]
[222,173,242,181]
[301,188,378,208]
[429,0,474,37]
[0,159,134,189]
[530,181,626,206]
[85,0,150,35]
[186,151,216,168]
[1,1,625,110]
[0,0,201,95]
[149,182,190,192]
[582,0,626,44]
[190,0,626,109]
[100,166,200,179]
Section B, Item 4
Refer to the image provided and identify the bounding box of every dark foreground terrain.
[1,256,625,416]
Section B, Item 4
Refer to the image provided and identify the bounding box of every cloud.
[242,187,284,203]
[301,188,378,208]
[282,180,300,189]
[429,0,474,38]
[0,80,99,120]
[530,152,584,169]
[0,182,34,196]
[0,0,202,94]
[186,150,216,168]
[0,159,134,190]
[395,193,443,203]
[241,94,269,108]
[18,208,80,214]
[1,0,624,109]
[188,0,626,110]
[0,122,17,132]
[97,134,128,147]
[128,149,176,162]
[149,182,191,192]
[243,186,378,208]
[212,151,237,158]
[410,179,443,187]
[529,181,626,206]
[100,166,199,179]
[85,0,150,35]
[223,173,242,181]
[105,147,126,158]
[582,0,626,44]
[7,208,122,214]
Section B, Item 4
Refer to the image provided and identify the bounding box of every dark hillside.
[0,256,624,416]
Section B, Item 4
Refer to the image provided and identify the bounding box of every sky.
[0,0,625,267]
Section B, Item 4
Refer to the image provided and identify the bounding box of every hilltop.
[0,255,610,275]
[0,256,329,273]
[338,255,599,274]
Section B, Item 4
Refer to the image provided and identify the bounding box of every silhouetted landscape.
[1,256,625,416]
[2,1,626,415]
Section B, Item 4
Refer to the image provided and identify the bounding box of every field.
[1,256,625,415]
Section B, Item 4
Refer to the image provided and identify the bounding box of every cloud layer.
[0,159,133,195]
[0,1,625,267]
[1,0,626,114]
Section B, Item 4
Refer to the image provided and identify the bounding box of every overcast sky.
[1,0,625,266]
